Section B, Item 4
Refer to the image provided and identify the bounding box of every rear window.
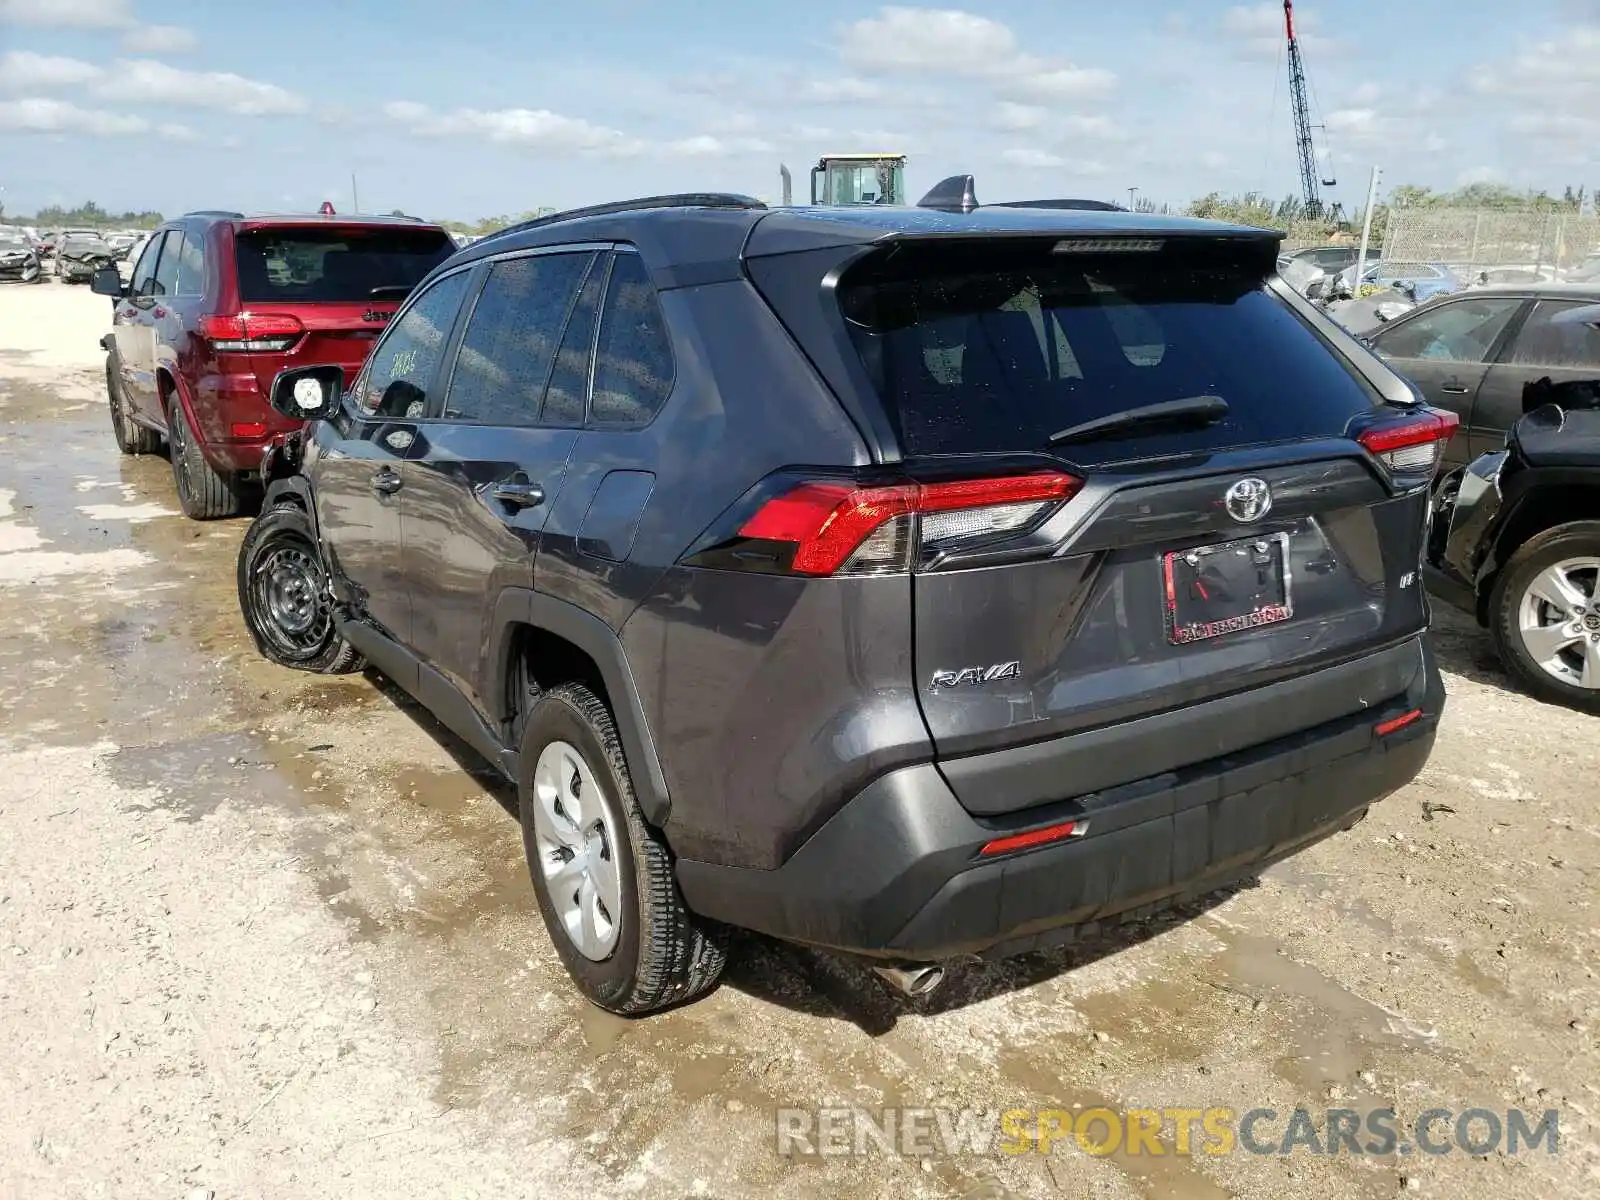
[834,239,1379,461]
[234,226,454,303]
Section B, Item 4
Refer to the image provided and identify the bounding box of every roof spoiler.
[917,175,1129,214]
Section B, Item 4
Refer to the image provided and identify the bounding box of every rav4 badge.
[931,661,1022,690]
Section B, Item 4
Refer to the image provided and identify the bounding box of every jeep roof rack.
[477,192,766,245]
[183,210,246,218]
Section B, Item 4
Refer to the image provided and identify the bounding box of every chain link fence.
[1380,209,1600,278]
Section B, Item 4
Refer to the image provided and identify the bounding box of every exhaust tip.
[873,964,947,997]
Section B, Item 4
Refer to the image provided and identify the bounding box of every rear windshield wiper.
[1048,395,1230,447]
[368,285,413,300]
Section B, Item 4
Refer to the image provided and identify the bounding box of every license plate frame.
[1163,532,1294,646]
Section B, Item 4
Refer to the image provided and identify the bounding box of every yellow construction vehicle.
[779,153,908,206]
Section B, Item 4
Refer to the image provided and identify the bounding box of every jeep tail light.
[1357,409,1459,475]
[200,312,304,353]
[692,470,1081,577]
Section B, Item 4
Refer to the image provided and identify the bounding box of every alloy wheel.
[1517,557,1600,690]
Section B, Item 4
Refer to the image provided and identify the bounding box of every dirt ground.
[1,279,1596,1200]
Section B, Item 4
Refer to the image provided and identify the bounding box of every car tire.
[106,356,159,456]
[518,682,726,1014]
[236,503,363,674]
[166,394,241,520]
[1488,520,1600,714]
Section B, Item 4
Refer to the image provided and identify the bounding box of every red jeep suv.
[93,210,457,518]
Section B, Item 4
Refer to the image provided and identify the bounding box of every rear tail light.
[200,312,305,353]
[1356,409,1459,475]
[694,470,1082,577]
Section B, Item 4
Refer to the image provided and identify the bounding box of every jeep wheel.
[106,357,158,455]
[1489,520,1600,714]
[518,683,725,1014]
[167,395,240,519]
[236,504,363,674]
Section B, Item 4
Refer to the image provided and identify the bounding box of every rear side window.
[590,252,674,428]
[442,251,594,425]
[1373,297,1522,363]
[152,231,182,296]
[834,239,1379,461]
[1507,300,1600,370]
[235,226,454,303]
[173,231,204,296]
[542,257,604,426]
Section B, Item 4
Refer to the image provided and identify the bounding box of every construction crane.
[1283,0,1336,219]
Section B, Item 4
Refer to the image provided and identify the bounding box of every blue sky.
[1,0,1596,221]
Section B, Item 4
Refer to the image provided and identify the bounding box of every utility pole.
[351,173,360,213]
[1127,186,1138,210]
[1355,165,1382,294]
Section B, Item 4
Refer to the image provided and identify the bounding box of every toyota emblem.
[1224,477,1272,523]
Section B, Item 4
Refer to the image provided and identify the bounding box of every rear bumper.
[675,635,1444,961]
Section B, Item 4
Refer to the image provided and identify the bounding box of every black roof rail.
[917,175,979,213]
[995,198,1127,212]
[183,209,246,219]
[477,192,766,245]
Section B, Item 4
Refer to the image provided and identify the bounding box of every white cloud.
[663,133,775,157]
[840,7,1018,72]
[1001,147,1067,168]
[0,50,103,89]
[1471,25,1600,105]
[993,102,1046,131]
[157,121,196,141]
[1456,165,1506,187]
[121,24,197,53]
[1004,65,1116,102]
[0,96,146,135]
[796,77,885,104]
[1060,114,1119,139]
[838,7,1114,102]
[93,59,306,115]
[386,99,772,159]
[0,0,132,26]
[1219,2,1339,60]
[387,102,645,156]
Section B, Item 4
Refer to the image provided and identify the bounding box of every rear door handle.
[370,468,403,496]
[488,480,545,509]
[1440,378,1470,394]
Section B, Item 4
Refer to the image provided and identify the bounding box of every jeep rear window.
[234,226,455,303]
[834,239,1379,462]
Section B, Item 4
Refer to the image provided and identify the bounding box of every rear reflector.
[231,422,269,439]
[201,312,305,353]
[735,471,1081,576]
[1374,708,1423,737]
[1357,409,1459,475]
[980,819,1088,857]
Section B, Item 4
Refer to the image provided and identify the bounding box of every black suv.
[237,185,1450,1014]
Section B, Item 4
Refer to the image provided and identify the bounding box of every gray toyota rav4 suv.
[237,183,1449,1014]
